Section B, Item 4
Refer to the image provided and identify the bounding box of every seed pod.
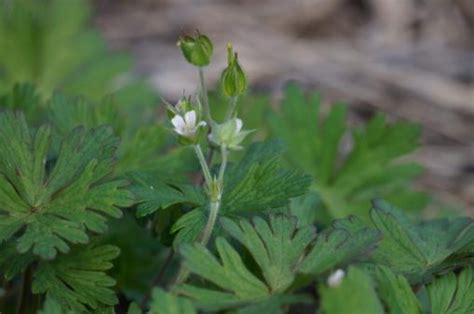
[221,43,247,97]
[177,32,214,67]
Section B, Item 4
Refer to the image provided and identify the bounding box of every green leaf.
[374,265,422,314]
[0,241,36,280]
[222,140,312,213]
[299,216,381,275]
[221,215,315,293]
[269,84,428,221]
[32,245,120,312]
[171,208,207,248]
[0,0,154,104]
[319,266,384,314]
[39,297,69,314]
[176,237,270,311]
[172,140,312,249]
[370,200,474,283]
[0,111,133,259]
[48,92,126,136]
[176,215,321,312]
[427,266,474,314]
[127,302,142,314]
[236,294,311,314]
[0,83,42,118]
[129,171,205,218]
[150,287,197,314]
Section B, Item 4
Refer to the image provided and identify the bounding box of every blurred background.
[94,0,473,213]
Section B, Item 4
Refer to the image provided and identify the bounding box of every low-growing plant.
[0,5,472,313]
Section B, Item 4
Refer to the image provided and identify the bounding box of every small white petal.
[235,119,243,133]
[327,269,345,287]
[171,115,185,129]
[197,121,207,128]
[184,110,197,127]
[174,127,187,136]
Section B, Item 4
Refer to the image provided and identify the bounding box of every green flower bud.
[177,32,214,67]
[164,96,202,120]
[221,43,247,97]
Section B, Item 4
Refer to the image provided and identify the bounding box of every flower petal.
[184,110,197,127]
[171,115,185,129]
[235,118,243,133]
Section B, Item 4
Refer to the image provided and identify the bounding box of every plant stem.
[172,199,221,286]
[193,144,212,187]
[224,96,238,120]
[218,145,228,184]
[198,67,211,124]
[199,200,220,246]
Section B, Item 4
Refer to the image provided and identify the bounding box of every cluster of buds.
[170,32,250,149]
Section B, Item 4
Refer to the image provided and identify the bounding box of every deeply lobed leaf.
[269,84,428,221]
[370,200,474,283]
[0,111,133,259]
[32,245,120,312]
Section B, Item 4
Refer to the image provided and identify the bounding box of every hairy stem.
[224,96,238,120]
[193,144,212,187]
[218,146,228,184]
[199,200,220,246]
[198,67,211,123]
[173,199,221,286]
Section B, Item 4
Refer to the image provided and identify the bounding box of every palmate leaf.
[175,216,313,312]
[129,171,205,218]
[369,200,474,283]
[0,111,133,259]
[32,245,120,312]
[319,266,384,314]
[150,288,197,314]
[299,215,381,275]
[175,215,379,312]
[268,84,428,221]
[0,241,36,280]
[171,140,311,248]
[44,85,195,175]
[48,92,126,136]
[222,140,312,213]
[221,215,316,293]
[427,266,474,314]
[176,237,271,311]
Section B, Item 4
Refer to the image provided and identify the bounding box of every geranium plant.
[0,2,473,313]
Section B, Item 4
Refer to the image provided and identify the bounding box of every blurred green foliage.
[0,0,155,107]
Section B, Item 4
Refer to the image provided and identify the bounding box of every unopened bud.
[221,43,247,97]
[177,32,214,67]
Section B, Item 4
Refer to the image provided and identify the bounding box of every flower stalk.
[198,67,212,124]
[170,33,248,287]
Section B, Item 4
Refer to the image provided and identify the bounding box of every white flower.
[208,118,251,150]
[171,110,206,138]
[327,269,345,287]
